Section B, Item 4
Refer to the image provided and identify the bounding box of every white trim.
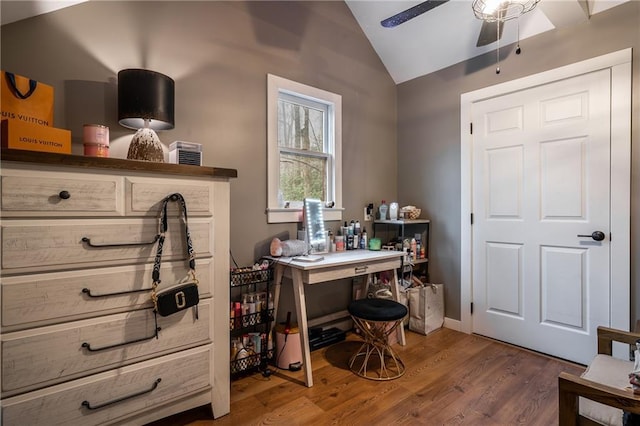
[460,48,632,335]
[266,74,343,224]
[443,317,461,332]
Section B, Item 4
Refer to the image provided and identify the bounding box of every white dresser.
[0,149,236,425]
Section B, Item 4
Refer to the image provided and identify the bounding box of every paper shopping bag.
[1,71,54,126]
[408,284,444,335]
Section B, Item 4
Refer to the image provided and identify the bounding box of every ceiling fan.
[380,0,505,48]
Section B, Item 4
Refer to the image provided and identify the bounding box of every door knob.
[577,231,605,241]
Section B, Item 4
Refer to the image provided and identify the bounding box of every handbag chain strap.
[150,193,198,313]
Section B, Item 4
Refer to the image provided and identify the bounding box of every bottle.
[255,293,262,322]
[379,200,388,220]
[336,228,345,251]
[234,302,242,328]
[231,340,239,360]
[229,302,236,330]
[360,227,368,250]
[411,238,417,261]
[241,294,249,327]
[267,292,274,314]
[355,220,361,236]
[389,202,398,220]
[248,293,256,316]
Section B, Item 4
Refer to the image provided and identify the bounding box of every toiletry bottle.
[336,228,344,251]
[255,293,262,322]
[361,227,368,250]
[234,302,242,328]
[241,294,249,327]
[355,220,361,236]
[411,238,417,261]
[231,340,238,360]
[229,302,236,330]
[248,293,256,321]
[389,202,398,220]
[379,200,388,220]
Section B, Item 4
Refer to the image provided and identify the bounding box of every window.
[267,74,342,223]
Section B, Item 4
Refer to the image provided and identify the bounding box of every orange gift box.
[1,119,71,154]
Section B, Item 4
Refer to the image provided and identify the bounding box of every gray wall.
[398,1,640,323]
[0,1,397,322]
[3,0,639,327]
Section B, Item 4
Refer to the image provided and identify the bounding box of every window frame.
[267,74,342,223]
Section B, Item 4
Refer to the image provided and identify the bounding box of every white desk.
[269,249,406,387]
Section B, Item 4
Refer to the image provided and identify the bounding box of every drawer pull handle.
[355,265,368,274]
[81,378,162,410]
[82,287,153,298]
[81,234,160,248]
[58,190,71,200]
[82,314,160,352]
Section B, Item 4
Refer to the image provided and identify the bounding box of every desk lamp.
[118,69,174,162]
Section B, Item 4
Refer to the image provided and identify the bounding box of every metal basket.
[230,268,271,287]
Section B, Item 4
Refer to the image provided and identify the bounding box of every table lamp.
[118,69,174,162]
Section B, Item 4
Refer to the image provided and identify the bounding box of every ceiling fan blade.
[476,20,504,47]
[381,0,450,28]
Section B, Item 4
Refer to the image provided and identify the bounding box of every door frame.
[460,48,632,336]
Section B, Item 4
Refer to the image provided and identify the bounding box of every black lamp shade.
[118,69,175,131]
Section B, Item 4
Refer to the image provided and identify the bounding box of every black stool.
[347,298,407,380]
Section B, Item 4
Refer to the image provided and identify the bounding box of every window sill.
[267,207,343,224]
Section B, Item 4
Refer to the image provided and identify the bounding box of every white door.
[471,69,611,364]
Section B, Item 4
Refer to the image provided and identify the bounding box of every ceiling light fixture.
[471,0,541,74]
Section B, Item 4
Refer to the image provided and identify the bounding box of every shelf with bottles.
[230,333,275,377]
[230,289,274,332]
[230,265,273,378]
[372,218,430,279]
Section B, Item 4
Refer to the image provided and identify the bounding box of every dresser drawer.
[1,218,212,272]
[125,177,213,216]
[1,345,212,426]
[2,299,211,396]
[2,259,213,330]
[302,258,402,284]
[1,171,122,216]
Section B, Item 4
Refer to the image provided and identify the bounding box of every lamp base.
[127,128,165,162]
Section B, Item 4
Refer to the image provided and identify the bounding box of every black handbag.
[151,193,200,318]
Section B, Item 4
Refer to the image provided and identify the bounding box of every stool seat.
[348,297,407,381]
[348,298,407,322]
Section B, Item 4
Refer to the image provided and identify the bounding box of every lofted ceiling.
[345,0,629,83]
[0,1,631,84]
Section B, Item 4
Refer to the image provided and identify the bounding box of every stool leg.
[349,316,405,380]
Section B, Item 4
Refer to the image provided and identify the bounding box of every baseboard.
[443,317,462,332]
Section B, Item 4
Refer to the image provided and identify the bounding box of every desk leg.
[291,268,313,387]
[389,269,406,346]
[270,264,285,337]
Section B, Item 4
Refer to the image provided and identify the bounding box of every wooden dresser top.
[1,149,237,179]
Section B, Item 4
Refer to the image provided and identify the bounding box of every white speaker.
[169,141,202,166]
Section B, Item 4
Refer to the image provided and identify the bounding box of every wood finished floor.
[148,328,585,426]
